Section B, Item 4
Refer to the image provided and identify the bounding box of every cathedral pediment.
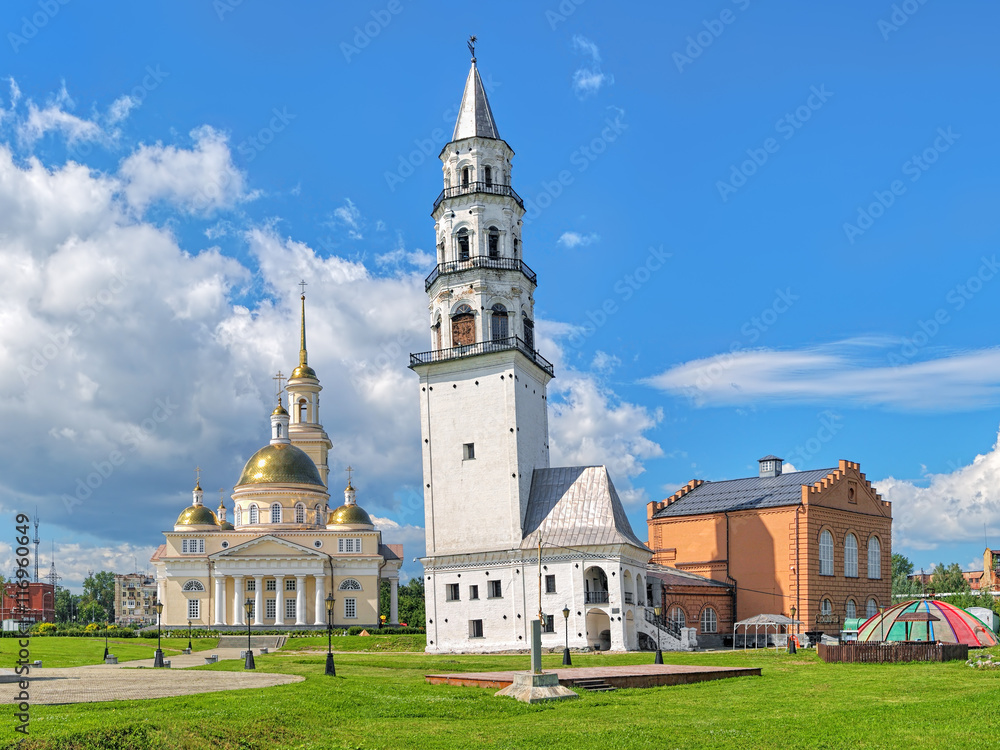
[210,535,326,559]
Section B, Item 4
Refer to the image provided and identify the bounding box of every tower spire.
[452,39,499,141]
[291,281,317,380]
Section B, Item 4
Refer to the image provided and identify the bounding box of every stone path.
[0,647,303,705]
[427,663,761,690]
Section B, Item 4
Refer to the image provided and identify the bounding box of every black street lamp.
[153,600,165,668]
[562,606,572,666]
[788,606,797,654]
[653,605,663,665]
[325,592,336,676]
[103,621,109,660]
[187,618,193,651]
[244,598,255,670]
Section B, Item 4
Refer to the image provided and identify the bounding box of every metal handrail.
[409,336,554,377]
[584,591,609,604]
[644,608,683,640]
[424,255,537,290]
[431,181,524,213]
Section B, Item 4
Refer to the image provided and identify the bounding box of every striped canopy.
[857,600,998,647]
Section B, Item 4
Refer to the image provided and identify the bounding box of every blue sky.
[1,0,998,588]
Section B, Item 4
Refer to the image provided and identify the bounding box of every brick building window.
[866,598,878,618]
[668,606,686,629]
[819,530,834,576]
[846,599,856,619]
[868,536,882,579]
[820,598,832,616]
[844,533,858,578]
[700,607,718,634]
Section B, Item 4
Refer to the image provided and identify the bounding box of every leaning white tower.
[411,43,553,557]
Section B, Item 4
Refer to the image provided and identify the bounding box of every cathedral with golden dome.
[151,292,403,629]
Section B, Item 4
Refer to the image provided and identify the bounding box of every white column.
[254,576,264,626]
[295,575,307,626]
[314,575,326,626]
[213,577,225,626]
[232,576,244,626]
[390,577,399,626]
[274,576,285,626]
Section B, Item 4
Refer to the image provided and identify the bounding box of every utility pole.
[33,514,40,583]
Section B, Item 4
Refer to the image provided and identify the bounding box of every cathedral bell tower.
[411,42,554,556]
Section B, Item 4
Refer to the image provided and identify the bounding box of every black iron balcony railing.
[409,336,554,378]
[644,608,682,640]
[424,255,537,291]
[623,592,634,604]
[431,181,524,213]
[584,591,610,605]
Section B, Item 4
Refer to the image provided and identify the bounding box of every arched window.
[820,598,832,615]
[298,399,307,423]
[868,536,882,579]
[295,503,305,524]
[457,228,470,261]
[236,506,242,526]
[845,599,856,619]
[339,578,362,591]
[513,236,519,258]
[866,598,878,618]
[484,165,492,187]
[522,314,534,350]
[270,503,281,524]
[451,304,475,346]
[182,580,205,592]
[668,606,686,629]
[461,166,470,187]
[433,317,442,350]
[249,504,258,524]
[700,607,718,634]
[315,504,324,525]
[490,304,508,341]
[819,530,834,576]
[488,226,500,258]
[844,533,858,578]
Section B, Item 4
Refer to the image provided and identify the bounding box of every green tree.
[379,577,425,628]
[892,553,914,580]
[929,562,969,595]
[81,570,115,622]
[54,588,78,623]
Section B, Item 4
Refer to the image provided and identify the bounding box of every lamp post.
[103,621,109,660]
[561,606,572,666]
[879,606,884,642]
[653,605,663,665]
[153,601,164,668]
[244,598,255,670]
[788,607,797,654]
[325,592,336,676]
[187,618,192,651]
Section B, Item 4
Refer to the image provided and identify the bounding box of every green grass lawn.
[0,636,217,668]
[4,642,1000,749]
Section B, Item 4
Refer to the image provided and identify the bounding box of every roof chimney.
[758,455,783,478]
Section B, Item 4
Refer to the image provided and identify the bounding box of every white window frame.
[266,599,276,619]
[668,606,686,629]
[181,539,205,554]
[446,583,460,602]
[488,579,502,599]
[246,579,256,592]
[270,503,282,524]
[339,579,362,591]
[295,504,305,524]
[700,607,718,634]
[188,599,199,620]
[285,579,296,591]
[868,536,882,579]
[844,533,858,578]
[249,504,258,524]
[285,598,296,620]
[866,598,878,618]
[338,538,363,553]
[344,598,357,619]
[266,579,276,591]
[469,619,483,638]
[846,599,856,619]
[819,530,834,576]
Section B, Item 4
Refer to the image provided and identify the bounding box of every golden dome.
[218,521,235,530]
[272,402,288,416]
[175,505,219,526]
[328,503,373,526]
[236,443,324,487]
[291,363,317,380]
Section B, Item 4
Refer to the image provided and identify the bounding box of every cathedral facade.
[412,52,680,653]
[152,297,403,629]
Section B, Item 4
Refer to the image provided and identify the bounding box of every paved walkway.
[0,647,303,705]
[427,663,761,690]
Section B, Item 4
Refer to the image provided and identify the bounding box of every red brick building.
[647,565,734,649]
[1,582,56,624]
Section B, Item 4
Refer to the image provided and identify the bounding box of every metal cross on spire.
[273,370,286,397]
[298,279,307,298]
[195,466,202,485]
[346,465,354,486]
[468,35,477,62]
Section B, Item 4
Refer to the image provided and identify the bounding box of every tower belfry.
[411,43,554,556]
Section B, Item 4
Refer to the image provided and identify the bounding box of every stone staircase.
[571,678,616,693]
[216,636,286,650]
[636,610,697,651]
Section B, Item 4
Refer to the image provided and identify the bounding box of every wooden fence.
[817,642,968,663]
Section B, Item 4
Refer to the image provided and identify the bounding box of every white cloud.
[645,340,1000,411]
[333,198,363,239]
[877,428,1000,553]
[571,36,614,97]
[558,231,600,249]
[119,125,251,215]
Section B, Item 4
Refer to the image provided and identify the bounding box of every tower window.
[235,507,242,526]
[484,165,492,187]
[270,503,282,524]
[461,167,470,187]
[295,503,305,524]
[451,304,475,346]
[298,399,307,423]
[249,504,258,524]
[513,236,519,258]
[490,304,508,341]
[457,228,470,261]
[522,314,534,350]
[463,443,475,460]
[488,227,499,258]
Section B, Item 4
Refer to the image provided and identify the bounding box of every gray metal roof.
[452,62,500,141]
[652,467,837,519]
[646,564,730,589]
[520,466,648,550]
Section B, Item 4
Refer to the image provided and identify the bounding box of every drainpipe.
[724,512,738,633]
[795,505,802,636]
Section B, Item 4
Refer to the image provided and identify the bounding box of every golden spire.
[194,466,202,492]
[346,465,354,491]
[291,281,317,380]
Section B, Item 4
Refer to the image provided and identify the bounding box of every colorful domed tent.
[857,600,997,647]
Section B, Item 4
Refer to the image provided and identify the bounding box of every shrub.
[33,622,57,635]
